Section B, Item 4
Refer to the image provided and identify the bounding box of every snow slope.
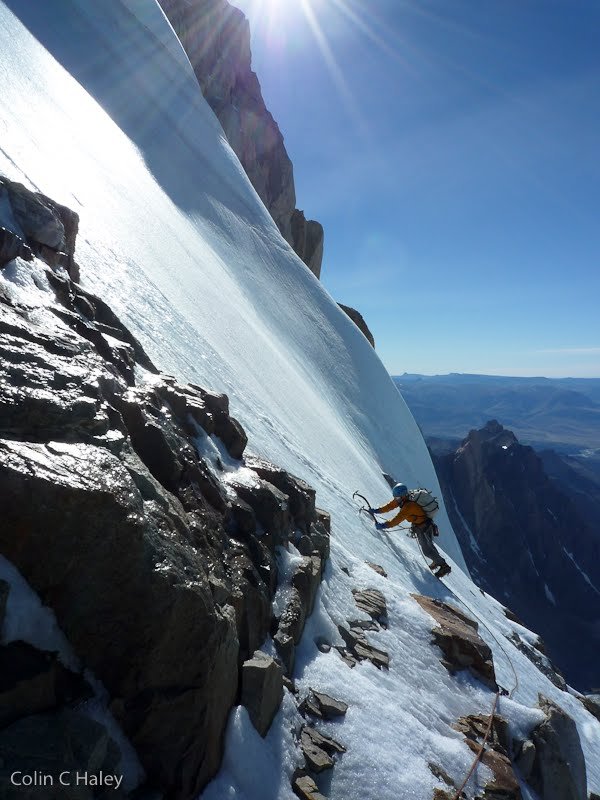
[1,2,599,798]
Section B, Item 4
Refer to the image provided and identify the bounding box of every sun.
[237,0,403,137]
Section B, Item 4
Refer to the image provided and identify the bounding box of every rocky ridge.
[156,0,376,350]
[0,180,333,799]
[157,0,324,278]
[1,181,595,800]
[433,419,600,692]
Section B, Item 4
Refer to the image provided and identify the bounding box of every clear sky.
[232,0,600,377]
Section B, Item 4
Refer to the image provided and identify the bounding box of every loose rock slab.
[301,690,348,721]
[291,770,327,800]
[352,588,387,625]
[412,594,497,689]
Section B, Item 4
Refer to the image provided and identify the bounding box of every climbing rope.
[443,582,520,699]
[408,524,519,698]
[354,489,520,798]
[450,690,500,800]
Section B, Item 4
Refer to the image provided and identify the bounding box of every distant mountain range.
[432,421,600,692]
[393,373,600,455]
[394,373,600,690]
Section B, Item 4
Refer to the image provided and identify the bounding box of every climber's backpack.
[408,488,440,521]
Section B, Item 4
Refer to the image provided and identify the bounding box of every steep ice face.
[0,0,463,571]
[1,2,599,798]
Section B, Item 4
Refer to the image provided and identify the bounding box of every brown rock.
[309,690,348,720]
[291,770,327,800]
[241,651,283,737]
[302,725,346,755]
[158,1,324,277]
[454,714,521,799]
[352,588,387,624]
[412,594,497,689]
[337,625,390,670]
[366,562,387,577]
[300,730,334,773]
[292,556,322,617]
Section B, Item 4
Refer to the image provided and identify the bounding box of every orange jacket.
[374,498,427,529]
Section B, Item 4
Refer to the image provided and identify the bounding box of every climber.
[369,484,451,578]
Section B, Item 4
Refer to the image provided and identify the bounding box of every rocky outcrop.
[292,770,327,800]
[527,698,588,800]
[506,632,567,691]
[0,184,332,799]
[300,690,348,721]
[300,726,346,773]
[338,304,375,348]
[157,0,323,277]
[291,211,324,279]
[1,176,79,280]
[434,420,600,691]
[452,713,521,800]
[336,604,390,670]
[241,651,283,737]
[412,595,497,690]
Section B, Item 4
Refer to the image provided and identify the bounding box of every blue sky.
[233,0,600,377]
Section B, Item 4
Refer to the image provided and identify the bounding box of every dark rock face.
[0,185,330,799]
[0,641,91,728]
[290,211,324,279]
[0,710,125,799]
[528,698,588,800]
[412,594,497,690]
[434,420,600,691]
[338,304,375,348]
[157,0,324,277]
[1,176,79,279]
[0,437,239,797]
[0,226,30,267]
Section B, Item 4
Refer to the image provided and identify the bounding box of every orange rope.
[451,691,499,800]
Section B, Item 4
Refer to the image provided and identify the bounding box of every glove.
[367,507,377,516]
[375,521,386,530]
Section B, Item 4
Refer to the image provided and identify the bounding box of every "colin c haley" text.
[11,772,124,789]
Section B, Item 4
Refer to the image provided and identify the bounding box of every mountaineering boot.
[434,563,451,579]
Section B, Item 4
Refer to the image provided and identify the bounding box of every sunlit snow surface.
[0,2,598,798]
